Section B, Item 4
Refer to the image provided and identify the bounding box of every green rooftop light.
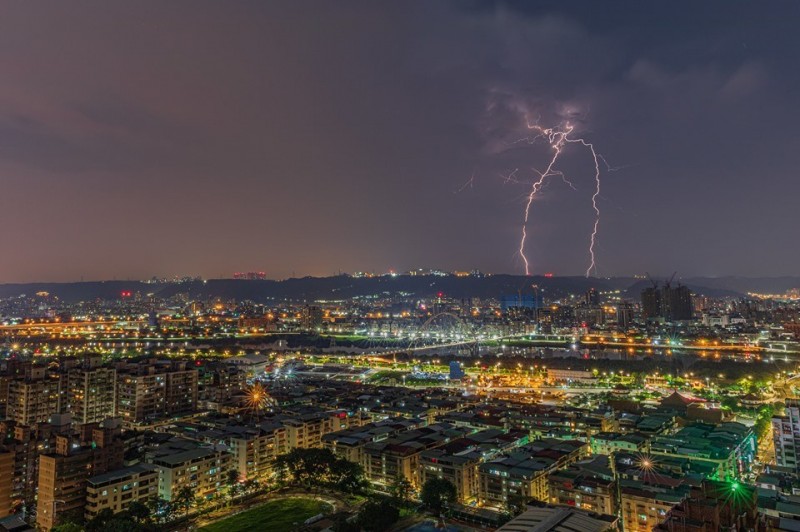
[731,482,740,492]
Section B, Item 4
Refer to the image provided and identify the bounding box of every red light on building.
[544,272,554,278]
[121,291,132,298]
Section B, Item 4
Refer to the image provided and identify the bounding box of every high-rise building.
[773,399,800,472]
[641,283,693,322]
[616,302,635,328]
[641,287,661,321]
[37,427,124,530]
[0,450,14,519]
[66,367,117,425]
[4,425,40,504]
[300,306,324,331]
[7,369,60,426]
[116,361,198,426]
[585,288,600,306]
[661,284,693,321]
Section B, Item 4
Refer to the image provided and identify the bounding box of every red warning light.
[544,272,554,278]
[121,291,132,298]
[437,292,444,298]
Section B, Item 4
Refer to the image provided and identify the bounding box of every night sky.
[2,2,799,282]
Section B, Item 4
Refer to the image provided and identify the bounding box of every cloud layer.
[1,1,799,281]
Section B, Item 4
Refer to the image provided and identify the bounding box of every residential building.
[65,367,117,424]
[773,399,800,472]
[478,439,588,508]
[148,439,232,502]
[37,426,124,530]
[548,462,615,515]
[85,463,159,519]
[196,422,287,481]
[654,480,758,532]
[116,361,198,425]
[648,422,755,480]
[7,371,60,426]
[279,410,347,449]
[497,502,617,532]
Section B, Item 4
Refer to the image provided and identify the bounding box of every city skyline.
[3,2,800,281]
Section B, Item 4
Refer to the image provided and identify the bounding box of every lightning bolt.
[518,121,603,277]
[455,171,476,194]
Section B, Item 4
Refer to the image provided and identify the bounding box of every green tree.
[52,524,83,532]
[147,497,172,524]
[357,498,401,532]
[86,508,114,532]
[330,458,368,493]
[420,478,456,514]
[127,501,151,524]
[273,448,367,493]
[194,495,210,516]
[389,475,413,506]
[174,486,195,516]
[505,493,530,516]
[331,514,360,532]
[226,468,241,505]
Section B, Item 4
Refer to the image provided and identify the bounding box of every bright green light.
[731,482,740,492]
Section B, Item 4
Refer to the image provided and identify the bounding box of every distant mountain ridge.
[0,274,789,303]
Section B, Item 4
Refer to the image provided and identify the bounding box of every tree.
[127,501,151,524]
[330,458,368,494]
[52,524,83,532]
[86,508,115,532]
[420,478,456,514]
[56,508,86,528]
[389,475,413,506]
[243,477,260,493]
[174,486,195,516]
[357,498,401,532]
[331,514,360,532]
[147,497,173,524]
[194,495,210,516]
[505,493,530,516]
[273,448,367,494]
[226,468,241,505]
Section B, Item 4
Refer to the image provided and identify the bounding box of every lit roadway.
[5,319,800,358]
[0,320,145,331]
[375,333,569,356]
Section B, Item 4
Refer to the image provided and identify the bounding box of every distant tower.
[585,288,600,306]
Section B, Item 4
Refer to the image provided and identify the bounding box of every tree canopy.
[420,478,456,513]
[274,448,368,493]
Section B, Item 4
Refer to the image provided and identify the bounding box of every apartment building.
[478,439,588,508]
[148,439,232,501]
[7,370,60,426]
[85,463,159,519]
[37,427,124,530]
[65,367,117,424]
[116,361,198,425]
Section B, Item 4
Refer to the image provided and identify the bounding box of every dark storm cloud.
[1,1,799,281]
